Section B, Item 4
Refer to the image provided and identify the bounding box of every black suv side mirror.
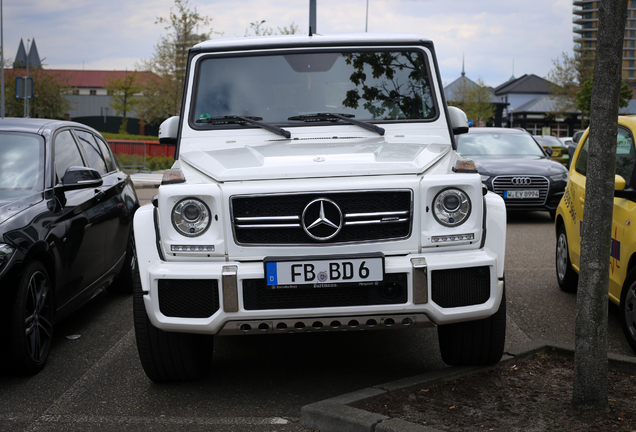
[60,166,103,191]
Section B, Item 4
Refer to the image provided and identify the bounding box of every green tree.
[447,77,495,126]
[546,52,582,120]
[463,78,495,126]
[137,0,220,124]
[105,71,142,134]
[575,77,632,126]
[573,0,628,410]
[244,20,300,36]
[4,69,71,119]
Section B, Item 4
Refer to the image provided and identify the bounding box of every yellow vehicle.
[554,116,636,353]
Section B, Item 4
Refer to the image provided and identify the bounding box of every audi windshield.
[190,49,438,127]
[457,132,546,157]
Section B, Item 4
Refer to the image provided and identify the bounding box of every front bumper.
[135,206,504,335]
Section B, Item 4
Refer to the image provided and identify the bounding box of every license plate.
[504,190,539,199]
[264,254,384,287]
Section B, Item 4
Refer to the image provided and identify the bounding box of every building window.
[630,70,635,78]
[89,89,97,95]
[525,124,543,135]
[72,89,79,95]
[551,124,569,138]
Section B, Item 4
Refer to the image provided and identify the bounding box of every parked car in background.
[457,128,568,218]
[533,135,570,166]
[555,117,636,353]
[572,129,585,144]
[0,118,139,374]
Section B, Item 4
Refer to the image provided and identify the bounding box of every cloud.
[2,0,574,88]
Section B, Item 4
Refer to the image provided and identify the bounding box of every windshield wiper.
[287,113,385,136]
[196,115,291,139]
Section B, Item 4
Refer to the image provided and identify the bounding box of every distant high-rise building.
[573,0,636,80]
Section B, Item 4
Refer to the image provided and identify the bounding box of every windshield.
[457,132,546,157]
[0,132,45,202]
[191,49,437,127]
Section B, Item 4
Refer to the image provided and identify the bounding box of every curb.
[299,340,636,432]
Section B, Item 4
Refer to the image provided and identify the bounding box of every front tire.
[556,224,578,292]
[620,269,636,354]
[133,263,214,383]
[8,261,54,375]
[437,284,506,366]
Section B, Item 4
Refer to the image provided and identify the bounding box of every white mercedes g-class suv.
[133,33,507,383]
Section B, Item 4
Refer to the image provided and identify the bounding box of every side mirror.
[159,116,180,145]
[615,175,626,191]
[447,106,469,135]
[545,146,553,156]
[60,166,103,191]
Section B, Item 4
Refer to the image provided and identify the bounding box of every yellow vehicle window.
[574,127,636,187]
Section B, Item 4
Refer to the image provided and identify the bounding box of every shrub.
[115,154,175,171]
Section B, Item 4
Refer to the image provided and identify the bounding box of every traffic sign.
[15,77,33,100]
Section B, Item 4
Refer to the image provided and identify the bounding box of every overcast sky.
[2,0,574,88]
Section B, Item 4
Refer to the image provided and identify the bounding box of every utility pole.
[1,0,4,118]
[365,0,369,32]
[24,38,30,118]
[309,0,317,34]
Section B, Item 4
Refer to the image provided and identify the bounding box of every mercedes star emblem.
[302,198,343,240]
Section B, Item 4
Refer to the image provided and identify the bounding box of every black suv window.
[74,130,108,175]
[54,130,85,183]
[575,127,636,188]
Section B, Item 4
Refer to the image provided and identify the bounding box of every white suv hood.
[179,136,450,182]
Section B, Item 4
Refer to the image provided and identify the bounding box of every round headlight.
[172,198,211,237]
[433,188,471,227]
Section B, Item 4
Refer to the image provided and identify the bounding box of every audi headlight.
[172,198,211,237]
[0,243,15,269]
[433,188,471,227]
[550,172,568,182]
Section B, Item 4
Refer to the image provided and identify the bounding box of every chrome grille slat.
[231,190,413,245]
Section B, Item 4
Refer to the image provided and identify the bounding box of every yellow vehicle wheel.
[556,224,578,292]
[620,269,636,353]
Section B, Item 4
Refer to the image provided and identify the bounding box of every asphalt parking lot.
[0,184,633,432]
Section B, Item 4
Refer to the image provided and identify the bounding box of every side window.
[54,130,85,183]
[95,135,116,172]
[616,127,636,188]
[574,127,636,188]
[575,138,589,176]
[74,130,108,175]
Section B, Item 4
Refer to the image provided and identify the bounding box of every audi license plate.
[504,190,539,199]
[264,254,384,287]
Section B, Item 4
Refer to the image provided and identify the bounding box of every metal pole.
[1,0,4,118]
[309,0,317,34]
[365,0,369,32]
[25,38,29,117]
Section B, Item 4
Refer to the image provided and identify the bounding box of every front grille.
[158,279,220,318]
[231,191,412,245]
[431,266,490,308]
[492,175,549,207]
[242,273,408,310]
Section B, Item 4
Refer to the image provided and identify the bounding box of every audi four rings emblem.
[302,198,343,240]
[511,177,532,185]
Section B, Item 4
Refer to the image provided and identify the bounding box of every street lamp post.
[1,0,4,118]
[24,38,30,118]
